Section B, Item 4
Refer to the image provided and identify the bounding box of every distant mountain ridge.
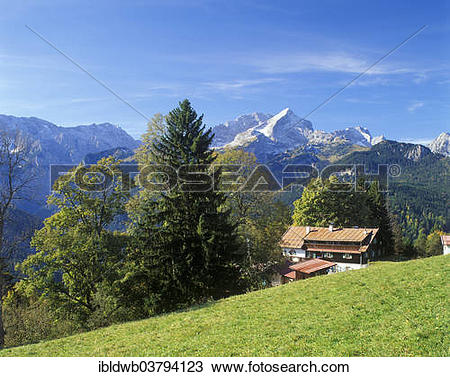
[338,140,438,167]
[0,115,139,165]
[83,147,135,164]
[211,108,385,161]
[1,113,446,263]
[337,140,449,240]
[0,114,140,215]
[0,114,446,210]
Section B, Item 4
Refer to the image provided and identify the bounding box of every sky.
[0,0,449,142]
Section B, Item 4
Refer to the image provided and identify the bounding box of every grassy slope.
[1,256,449,357]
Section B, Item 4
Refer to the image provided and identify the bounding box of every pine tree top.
[151,99,214,167]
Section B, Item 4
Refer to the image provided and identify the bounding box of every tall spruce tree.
[366,182,394,256]
[126,100,243,314]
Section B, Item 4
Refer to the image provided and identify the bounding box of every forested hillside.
[338,141,449,240]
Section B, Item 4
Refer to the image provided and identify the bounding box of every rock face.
[371,135,386,145]
[0,114,140,215]
[429,132,450,156]
[211,112,271,147]
[212,108,313,161]
[0,115,139,166]
[337,140,440,171]
[402,143,434,162]
[211,108,385,161]
[331,126,385,147]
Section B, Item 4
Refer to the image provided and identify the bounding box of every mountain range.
[0,112,448,261]
[0,112,447,213]
[211,108,386,161]
[0,115,140,216]
[0,115,139,166]
[1,111,446,169]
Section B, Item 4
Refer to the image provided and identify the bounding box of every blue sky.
[0,0,449,142]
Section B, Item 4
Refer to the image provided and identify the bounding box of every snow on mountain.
[213,108,313,160]
[307,127,384,146]
[0,115,139,166]
[371,135,386,145]
[211,112,271,147]
[331,126,385,147]
[429,132,450,156]
[257,108,313,147]
[212,108,384,160]
[306,130,336,145]
[0,114,140,215]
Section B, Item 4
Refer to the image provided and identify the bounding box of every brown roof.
[279,226,307,248]
[280,226,379,248]
[290,259,336,274]
[283,270,297,279]
[441,235,450,246]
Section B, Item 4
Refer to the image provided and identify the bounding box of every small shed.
[281,259,336,283]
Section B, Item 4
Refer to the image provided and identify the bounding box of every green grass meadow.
[1,255,448,357]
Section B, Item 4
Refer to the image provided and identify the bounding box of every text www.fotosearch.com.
[98,360,350,374]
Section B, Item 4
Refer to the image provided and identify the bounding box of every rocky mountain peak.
[211,108,384,161]
[429,132,450,156]
[403,144,432,161]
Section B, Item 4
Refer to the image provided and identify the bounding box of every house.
[441,235,450,255]
[279,225,380,272]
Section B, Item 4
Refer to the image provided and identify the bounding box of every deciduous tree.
[16,157,128,325]
[0,131,35,349]
[293,177,394,256]
[214,149,290,288]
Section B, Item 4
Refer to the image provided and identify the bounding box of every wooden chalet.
[278,225,380,279]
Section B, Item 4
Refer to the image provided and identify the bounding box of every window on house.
[343,253,353,259]
[323,252,333,258]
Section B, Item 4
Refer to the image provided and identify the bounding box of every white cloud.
[348,76,394,87]
[407,101,424,112]
[398,137,433,146]
[247,52,418,75]
[70,97,110,104]
[0,53,87,72]
[412,73,427,84]
[345,97,388,104]
[203,78,283,91]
